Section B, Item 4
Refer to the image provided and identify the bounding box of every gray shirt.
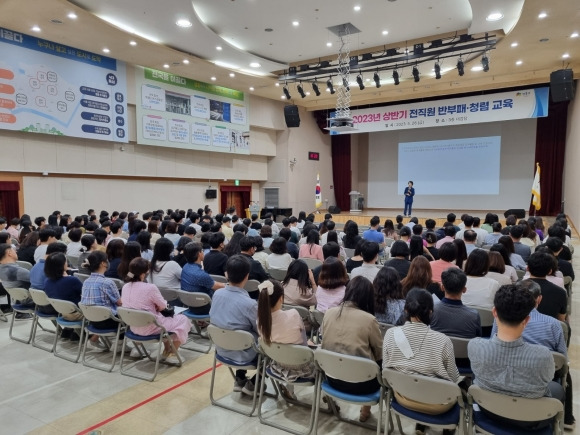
[0,263,31,290]
[431,298,481,338]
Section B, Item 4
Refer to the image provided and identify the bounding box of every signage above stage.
[330,87,549,135]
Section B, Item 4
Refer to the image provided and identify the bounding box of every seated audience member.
[373,266,405,324]
[279,227,299,260]
[468,285,565,430]
[383,219,399,241]
[77,234,100,275]
[431,268,481,338]
[209,255,261,395]
[66,228,83,257]
[172,236,192,268]
[122,257,191,364]
[6,217,20,240]
[30,242,67,290]
[34,228,57,263]
[498,235,526,271]
[544,237,574,281]
[350,241,381,282]
[203,232,228,276]
[362,216,386,255]
[342,221,362,249]
[148,220,162,246]
[462,230,478,256]
[489,243,518,283]
[282,259,317,308]
[462,249,500,309]
[117,241,142,281]
[266,237,293,270]
[485,251,512,286]
[409,235,433,261]
[435,225,456,249]
[221,216,234,240]
[453,239,467,269]
[402,256,444,301]
[398,226,411,243]
[527,251,568,321]
[383,288,459,434]
[298,230,324,261]
[345,239,365,273]
[545,224,572,261]
[181,242,225,312]
[0,243,33,317]
[523,247,566,289]
[259,226,274,249]
[383,241,411,279]
[104,239,125,279]
[163,221,181,247]
[238,236,269,287]
[311,242,340,284]
[252,236,269,270]
[316,257,349,313]
[519,220,539,249]
[136,231,153,261]
[484,222,503,246]
[322,276,383,422]
[108,221,127,245]
[425,232,439,260]
[18,219,33,244]
[127,220,146,243]
[395,215,404,230]
[147,238,182,291]
[320,220,336,245]
[429,242,459,283]
[80,251,122,350]
[222,231,244,257]
[17,231,39,265]
[510,225,532,263]
[325,231,348,262]
[481,213,496,233]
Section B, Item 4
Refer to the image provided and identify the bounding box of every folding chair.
[210,274,228,284]
[283,304,311,325]
[472,306,494,337]
[207,324,276,417]
[244,279,261,292]
[552,352,568,389]
[5,287,35,344]
[74,273,90,283]
[15,261,33,270]
[258,340,318,435]
[301,258,323,270]
[313,348,385,434]
[78,304,124,372]
[448,335,473,377]
[47,298,85,363]
[468,385,563,435]
[177,290,212,353]
[66,255,80,268]
[309,309,324,343]
[385,238,395,247]
[29,288,57,352]
[559,321,570,348]
[383,368,466,435]
[563,276,572,315]
[110,278,124,291]
[158,287,179,304]
[343,248,356,259]
[378,322,395,339]
[516,269,526,281]
[117,307,182,382]
[268,267,288,281]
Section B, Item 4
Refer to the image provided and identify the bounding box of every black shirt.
[532,278,567,319]
[286,242,299,259]
[383,258,411,279]
[203,250,228,276]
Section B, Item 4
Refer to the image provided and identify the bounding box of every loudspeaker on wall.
[550,69,575,102]
[284,105,300,128]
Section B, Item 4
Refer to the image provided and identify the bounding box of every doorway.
[0,181,21,219]
[220,185,251,217]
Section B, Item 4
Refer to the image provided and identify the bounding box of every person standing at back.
[403,181,415,217]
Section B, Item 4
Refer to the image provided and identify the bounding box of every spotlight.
[312,79,321,96]
[373,71,381,88]
[342,77,350,91]
[326,77,335,94]
[297,82,306,98]
[457,58,465,76]
[434,62,441,79]
[392,69,400,85]
[481,55,489,72]
[283,85,291,100]
[356,73,365,90]
[412,65,420,82]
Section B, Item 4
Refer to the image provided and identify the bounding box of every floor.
[1,243,579,435]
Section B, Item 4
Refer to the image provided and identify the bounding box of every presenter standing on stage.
[403,181,415,217]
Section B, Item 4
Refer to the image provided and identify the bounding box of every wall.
[563,92,580,229]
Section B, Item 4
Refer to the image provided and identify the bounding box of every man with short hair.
[34,228,57,263]
[468,284,565,430]
[456,216,484,246]
[283,218,299,243]
[181,242,225,297]
[0,244,33,317]
[472,217,488,246]
[435,225,456,249]
[510,225,531,263]
[239,236,268,285]
[34,216,47,230]
[484,222,503,246]
[543,237,574,281]
[350,241,380,282]
[221,216,234,240]
[431,268,481,338]
[108,221,126,245]
[527,251,568,321]
[203,232,228,276]
[288,216,301,239]
[362,216,385,254]
[320,220,336,245]
[463,230,478,256]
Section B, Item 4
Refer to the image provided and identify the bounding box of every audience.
[203,232,228,276]
[266,237,293,270]
[345,239,365,273]
[527,251,568,321]
[181,242,225,304]
[373,266,405,324]
[281,259,317,308]
[316,257,348,313]
[401,256,444,300]
[383,241,411,279]
[298,230,324,261]
[462,249,500,309]
[147,238,182,291]
[350,241,380,282]
[429,242,459,283]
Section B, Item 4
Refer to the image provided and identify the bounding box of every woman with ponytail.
[257,279,315,400]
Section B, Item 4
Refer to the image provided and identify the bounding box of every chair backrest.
[343,248,355,259]
[314,348,380,384]
[516,269,526,280]
[448,335,471,359]
[117,307,157,328]
[385,238,395,247]
[110,278,124,290]
[263,248,272,255]
[472,306,494,327]
[177,290,211,309]
[300,258,323,270]
[563,276,572,295]
[559,320,570,344]
[383,368,461,405]
[468,385,563,422]
[210,274,228,284]
[552,352,567,372]
[16,261,33,270]
[75,273,90,283]
[29,288,51,306]
[378,322,395,338]
[282,304,310,323]
[79,303,115,322]
[47,298,81,316]
[158,287,179,302]
[481,244,493,251]
[268,267,288,281]
[310,309,324,328]
[66,255,79,268]
[207,324,256,351]
[259,339,314,367]
[5,287,31,302]
[244,279,260,292]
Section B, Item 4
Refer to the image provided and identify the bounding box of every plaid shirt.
[80,273,120,314]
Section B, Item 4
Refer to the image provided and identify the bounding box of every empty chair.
[29,288,57,352]
[177,290,212,353]
[15,261,33,270]
[268,267,288,281]
[210,274,228,284]
[343,248,356,259]
[244,279,261,292]
[66,255,80,268]
[378,322,395,339]
[473,306,494,337]
[74,273,90,283]
[448,335,474,377]
[301,258,323,270]
[5,287,35,344]
[282,304,310,325]
[47,298,85,363]
[158,287,179,305]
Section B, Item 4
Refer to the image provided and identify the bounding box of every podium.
[349,191,364,213]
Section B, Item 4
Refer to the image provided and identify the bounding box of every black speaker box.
[284,105,300,128]
[328,206,341,214]
[503,209,525,219]
[550,69,575,102]
[205,189,217,199]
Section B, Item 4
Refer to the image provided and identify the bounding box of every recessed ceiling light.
[229,73,235,77]
[176,19,192,28]
[354,5,361,11]
[102,48,110,53]
[538,12,547,19]
[211,76,217,81]
[129,40,137,46]
[249,87,255,91]
[486,12,503,21]
[571,32,579,38]
[67,12,77,19]
[183,59,189,64]
[275,82,280,87]
[163,64,170,69]
[382,30,389,35]
[511,42,518,47]
[281,95,286,99]
[471,66,483,71]
[292,21,299,26]
[216,46,222,51]
[516,60,523,65]
[326,42,332,47]
[306,91,310,96]
[249,62,261,68]
[31,25,41,32]
[562,53,570,59]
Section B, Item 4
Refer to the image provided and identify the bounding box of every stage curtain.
[531,100,569,216]
[331,135,351,211]
[219,186,251,214]
[1,190,20,220]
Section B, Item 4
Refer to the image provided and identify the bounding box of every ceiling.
[0,0,578,112]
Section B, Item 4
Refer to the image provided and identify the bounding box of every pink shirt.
[268,309,306,345]
[316,285,346,313]
[430,260,459,283]
[299,243,324,261]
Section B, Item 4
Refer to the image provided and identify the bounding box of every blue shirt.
[29,259,47,290]
[181,263,215,297]
[80,273,121,314]
[45,276,83,305]
[209,285,258,364]
[362,228,385,253]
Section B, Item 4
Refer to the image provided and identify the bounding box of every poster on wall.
[135,66,250,154]
[0,27,128,142]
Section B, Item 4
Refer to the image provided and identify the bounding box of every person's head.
[441,268,467,296]
[517,279,542,305]
[225,254,251,286]
[491,222,502,233]
[408,181,413,187]
[489,243,512,267]
[473,217,481,228]
[493,284,535,327]
[257,280,285,345]
[404,288,434,325]
[260,225,272,239]
[326,230,339,244]
[184,226,196,238]
[35,216,46,228]
[438,242,457,262]
[498,235,515,254]
[86,250,108,273]
[547,225,566,242]
[463,215,474,228]
[126,257,150,283]
[344,222,359,238]
[279,227,291,241]
[488,251,506,274]
[119,241,141,267]
[110,221,122,236]
[151,237,175,269]
[411,224,423,236]
[176,236,193,253]
[68,227,82,243]
[0,243,17,263]
[269,237,288,255]
[342,276,375,315]
[446,213,456,223]
[39,228,56,243]
[318,257,348,290]
[184,241,203,264]
[425,232,437,245]
[505,214,517,226]
[464,249,489,276]
[136,231,152,252]
[453,239,467,267]
[373,266,403,314]
[390,240,410,259]
[106,238,125,260]
[409,217,418,225]
[305,229,320,245]
[409,235,425,259]
[396,215,403,224]
[0,233,9,244]
[361,241,380,263]
[19,231,39,248]
[399,226,411,239]
[383,219,395,232]
[424,219,435,230]
[544,237,564,255]
[401,256,433,294]
[81,234,97,252]
[283,259,312,293]
[444,225,457,237]
[322,241,340,259]
[527,251,554,278]
[509,225,524,240]
[464,230,477,243]
[44,252,68,280]
[370,216,380,227]
[45,241,67,257]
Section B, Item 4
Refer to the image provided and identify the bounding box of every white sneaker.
[129,347,144,358]
[164,352,182,364]
[86,340,108,352]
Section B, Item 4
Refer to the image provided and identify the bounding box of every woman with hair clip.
[257,279,315,400]
[382,287,459,435]
[282,259,317,308]
[321,276,383,422]
[122,257,191,364]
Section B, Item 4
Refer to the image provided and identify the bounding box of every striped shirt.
[491,309,567,356]
[80,273,121,314]
[382,322,459,383]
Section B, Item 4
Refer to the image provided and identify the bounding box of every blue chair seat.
[13,303,35,311]
[321,380,381,403]
[391,397,460,426]
[126,329,161,341]
[473,410,553,435]
[458,367,473,376]
[36,311,57,319]
[266,366,315,384]
[56,319,83,327]
[182,310,210,320]
[86,324,118,334]
[216,353,257,368]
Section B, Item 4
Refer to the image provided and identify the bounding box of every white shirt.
[462,276,500,309]
[147,260,182,290]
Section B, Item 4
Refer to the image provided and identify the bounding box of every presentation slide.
[398,136,501,195]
